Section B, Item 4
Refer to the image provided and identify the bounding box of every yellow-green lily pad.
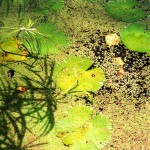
[53,57,105,94]
[55,106,112,150]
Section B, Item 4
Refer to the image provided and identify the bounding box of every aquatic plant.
[0,0,65,16]
[0,37,27,63]
[120,22,150,55]
[105,0,147,22]
[0,19,69,58]
[34,23,69,54]
[53,56,105,95]
[0,18,40,62]
[85,0,107,3]
[55,106,112,150]
[35,0,65,13]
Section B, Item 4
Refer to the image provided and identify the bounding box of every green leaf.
[55,106,92,132]
[53,57,93,78]
[24,23,69,54]
[0,37,19,53]
[72,68,105,92]
[55,106,112,150]
[52,31,69,47]
[37,23,56,37]
[54,69,77,93]
[105,0,147,22]
[120,23,150,53]
[53,57,105,94]
[50,0,64,12]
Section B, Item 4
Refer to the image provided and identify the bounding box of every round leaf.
[56,106,112,150]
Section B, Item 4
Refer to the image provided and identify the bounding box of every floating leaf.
[0,37,19,53]
[53,57,93,78]
[53,57,105,94]
[56,106,112,150]
[55,69,77,93]
[72,68,105,92]
[105,0,147,22]
[56,106,92,133]
[35,0,65,13]
[120,23,150,53]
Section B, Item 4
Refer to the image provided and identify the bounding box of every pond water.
[0,0,149,150]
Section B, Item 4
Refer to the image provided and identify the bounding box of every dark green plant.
[53,56,105,95]
[120,22,150,55]
[55,106,112,150]
[105,0,147,22]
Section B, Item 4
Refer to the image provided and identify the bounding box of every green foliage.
[0,0,65,16]
[85,0,107,3]
[53,57,105,94]
[0,20,69,56]
[55,106,112,150]
[120,22,150,54]
[105,0,147,22]
[35,23,69,54]
[42,0,65,12]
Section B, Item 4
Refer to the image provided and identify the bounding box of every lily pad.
[53,56,93,78]
[120,23,150,53]
[72,68,105,92]
[56,106,92,133]
[105,0,147,22]
[55,106,112,150]
[53,57,105,94]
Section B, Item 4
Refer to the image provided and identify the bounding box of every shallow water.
[0,0,150,150]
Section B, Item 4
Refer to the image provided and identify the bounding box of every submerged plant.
[53,56,105,95]
[120,22,150,55]
[55,106,112,150]
[105,0,147,22]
